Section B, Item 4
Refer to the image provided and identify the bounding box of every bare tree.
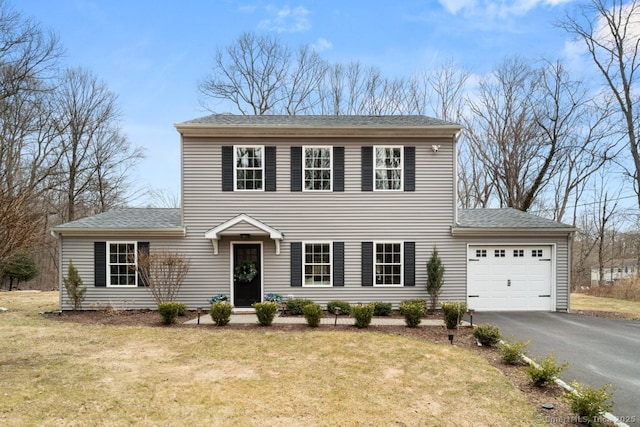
[51,67,142,221]
[199,32,290,115]
[560,0,640,209]
[135,249,191,305]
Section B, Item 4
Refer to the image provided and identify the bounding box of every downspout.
[452,130,462,226]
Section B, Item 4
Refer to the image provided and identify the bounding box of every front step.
[232,307,256,314]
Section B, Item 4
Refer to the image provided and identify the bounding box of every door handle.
[507,279,511,287]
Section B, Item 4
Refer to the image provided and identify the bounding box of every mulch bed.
[46,309,625,425]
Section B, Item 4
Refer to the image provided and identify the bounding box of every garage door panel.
[467,245,552,311]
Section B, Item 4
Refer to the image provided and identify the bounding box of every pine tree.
[63,260,86,310]
[426,246,445,313]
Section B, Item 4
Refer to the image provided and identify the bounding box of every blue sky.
[18,0,580,205]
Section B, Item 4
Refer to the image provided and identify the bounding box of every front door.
[233,243,262,307]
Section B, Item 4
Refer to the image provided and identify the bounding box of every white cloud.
[438,0,572,18]
[258,6,311,33]
[312,37,332,52]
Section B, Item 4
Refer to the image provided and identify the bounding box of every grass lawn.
[0,292,545,426]
[571,293,640,318]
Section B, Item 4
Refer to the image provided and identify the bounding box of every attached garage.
[453,209,575,312]
[467,245,553,311]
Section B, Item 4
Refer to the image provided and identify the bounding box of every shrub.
[563,382,614,426]
[399,299,427,313]
[372,302,392,316]
[500,339,530,365]
[351,304,374,328]
[472,324,501,346]
[527,354,569,386]
[208,294,229,304]
[399,300,426,328]
[302,303,322,327]
[63,260,86,310]
[252,301,279,326]
[286,298,314,315]
[440,301,467,329]
[157,301,186,325]
[264,293,283,302]
[327,300,351,315]
[209,301,233,326]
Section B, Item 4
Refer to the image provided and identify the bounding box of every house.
[590,260,638,285]
[52,115,575,311]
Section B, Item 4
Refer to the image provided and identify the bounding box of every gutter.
[51,227,187,238]
[451,227,576,237]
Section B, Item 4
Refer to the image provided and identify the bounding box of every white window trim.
[302,241,333,287]
[373,241,404,287]
[233,145,265,191]
[373,146,404,191]
[106,241,138,288]
[302,146,333,192]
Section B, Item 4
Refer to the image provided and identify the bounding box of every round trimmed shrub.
[286,298,314,315]
[500,339,530,364]
[351,304,374,328]
[252,301,279,326]
[302,303,322,327]
[157,301,186,325]
[473,323,501,346]
[372,302,392,316]
[327,300,351,315]
[440,301,467,329]
[399,300,426,328]
[209,301,232,326]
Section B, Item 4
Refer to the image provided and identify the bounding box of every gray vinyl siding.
[179,136,462,308]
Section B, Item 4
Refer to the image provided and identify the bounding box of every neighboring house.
[590,260,638,285]
[52,115,574,312]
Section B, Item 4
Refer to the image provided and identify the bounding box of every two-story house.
[52,115,574,311]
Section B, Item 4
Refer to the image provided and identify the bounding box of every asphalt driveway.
[474,312,639,424]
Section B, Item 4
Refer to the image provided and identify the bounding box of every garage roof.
[453,208,574,236]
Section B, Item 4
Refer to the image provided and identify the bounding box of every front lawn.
[571,293,640,319]
[0,291,545,426]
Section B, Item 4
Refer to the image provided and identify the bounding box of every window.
[108,242,137,287]
[375,147,403,190]
[513,249,524,257]
[235,146,263,190]
[475,249,487,258]
[375,243,403,285]
[532,249,543,258]
[494,249,505,258]
[304,147,332,191]
[304,243,332,286]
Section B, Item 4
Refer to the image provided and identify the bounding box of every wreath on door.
[235,261,258,283]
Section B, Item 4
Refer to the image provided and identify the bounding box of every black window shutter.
[265,146,277,191]
[291,147,302,191]
[334,147,344,192]
[404,241,416,286]
[333,242,344,286]
[404,146,415,192]
[361,242,373,286]
[94,242,106,287]
[222,146,234,191]
[137,242,150,287]
[361,147,373,191]
[290,242,302,286]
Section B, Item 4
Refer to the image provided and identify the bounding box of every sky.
[17,0,585,206]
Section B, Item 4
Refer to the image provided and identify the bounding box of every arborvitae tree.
[1,252,38,290]
[63,260,86,310]
[426,246,445,313]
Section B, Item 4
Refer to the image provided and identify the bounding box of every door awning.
[204,214,283,255]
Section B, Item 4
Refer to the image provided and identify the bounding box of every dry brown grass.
[579,278,640,301]
[0,291,547,426]
[571,292,640,319]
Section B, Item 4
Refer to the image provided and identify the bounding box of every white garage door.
[467,245,553,311]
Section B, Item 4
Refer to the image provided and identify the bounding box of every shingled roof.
[455,208,574,235]
[178,114,459,127]
[52,208,184,236]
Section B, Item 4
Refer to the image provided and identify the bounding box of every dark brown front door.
[233,243,261,307]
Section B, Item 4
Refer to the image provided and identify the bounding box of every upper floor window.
[235,146,263,190]
[304,147,332,191]
[375,146,403,190]
[108,242,137,287]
